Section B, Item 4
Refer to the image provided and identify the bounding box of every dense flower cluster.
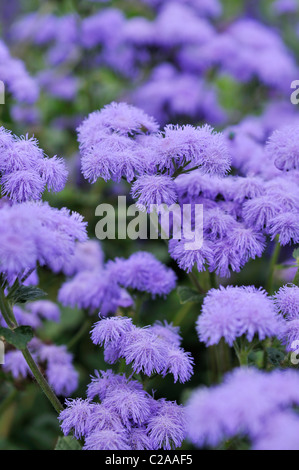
[59,374,186,450]
[0,127,68,202]
[58,250,176,315]
[196,286,282,346]
[59,315,191,450]
[0,200,87,282]
[91,317,194,383]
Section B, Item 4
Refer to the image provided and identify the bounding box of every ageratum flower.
[253,412,299,450]
[0,39,39,104]
[26,300,61,323]
[60,240,104,277]
[147,399,186,450]
[59,399,94,439]
[58,269,133,315]
[186,368,299,449]
[196,286,281,346]
[91,317,194,383]
[268,212,299,245]
[91,316,134,347]
[120,327,168,376]
[102,386,153,427]
[279,319,299,351]
[0,201,87,281]
[150,321,182,348]
[87,370,143,402]
[274,284,299,320]
[2,350,31,379]
[0,131,68,202]
[131,174,178,211]
[147,124,231,176]
[169,236,212,273]
[106,252,177,297]
[83,430,131,451]
[266,125,299,171]
[129,427,152,450]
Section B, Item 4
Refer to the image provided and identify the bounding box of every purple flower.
[129,427,152,450]
[59,399,94,439]
[91,317,134,347]
[150,321,182,348]
[58,269,132,315]
[242,196,281,231]
[46,363,79,397]
[120,327,168,376]
[197,286,281,346]
[37,156,68,192]
[102,386,152,427]
[60,240,104,277]
[2,350,30,379]
[86,404,124,434]
[279,319,299,351]
[26,301,60,323]
[274,285,299,320]
[147,399,186,450]
[253,412,299,450]
[131,174,178,211]
[1,170,46,202]
[267,125,299,171]
[107,252,177,297]
[268,212,299,245]
[0,131,68,201]
[87,370,142,401]
[163,348,194,383]
[148,124,231,176]
[83,430,131,450]
[186,368,299,449]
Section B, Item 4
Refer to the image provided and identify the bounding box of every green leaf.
[0,326,33,350]
[267,348,285,367]
[55,436,82,451]
[177,286,204,305]
[7,286,47,304]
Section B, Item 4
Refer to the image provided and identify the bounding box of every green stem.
[0,286,63,414]
[22,347,63,414]
[188,271,205,294]
[0,288,16,329]
[233,341,249,366]
[266,236,281,294]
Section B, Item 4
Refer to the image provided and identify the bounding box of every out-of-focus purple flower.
[186,368,299,449]
[0,202,87,280]
[46,362,79,397]
[2,350,30,379]
[107,252,177,297]
[60,240,104,277]
[266,126,299,171]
